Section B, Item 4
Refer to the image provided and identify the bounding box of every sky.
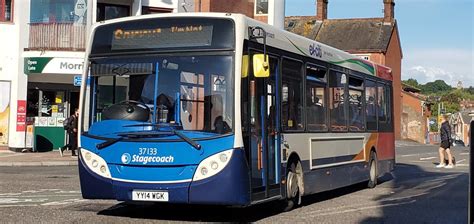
[285,0,474,87]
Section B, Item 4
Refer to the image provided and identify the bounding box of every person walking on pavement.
[60,108,79,157]
[436,114,454,168]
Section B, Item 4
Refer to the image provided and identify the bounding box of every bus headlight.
[80,148,111,179]
[193,149,233,181]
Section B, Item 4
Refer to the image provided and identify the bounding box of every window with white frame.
[255,0,268,15]
[0,0,13,22]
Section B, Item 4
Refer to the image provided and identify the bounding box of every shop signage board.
[16,100,26,132]
[74,75,82,86]
[24,57,84,75]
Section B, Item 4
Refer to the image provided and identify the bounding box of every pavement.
[0,140,455,167]
[0,148,78,167]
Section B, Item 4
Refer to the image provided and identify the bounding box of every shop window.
[365,79,377,131]
[0,0,13,22]
[282,58,303,131]
[329,70,347,132]
[348,77,364,131]
[97,3,130,22]
[306,64,327,131]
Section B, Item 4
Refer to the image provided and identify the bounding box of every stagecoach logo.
[309,43,322,58]
[121,153,131,164]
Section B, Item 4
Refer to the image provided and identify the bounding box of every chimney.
[316,0,328,21]
[384,0,395,21]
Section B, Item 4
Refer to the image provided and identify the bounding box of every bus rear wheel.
[282,162,301,212]
[367,152,378,188]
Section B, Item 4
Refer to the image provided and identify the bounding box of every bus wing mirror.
[253,54,269,78]
[242,55,249,78]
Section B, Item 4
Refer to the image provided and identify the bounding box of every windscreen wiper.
[96,130,201,150]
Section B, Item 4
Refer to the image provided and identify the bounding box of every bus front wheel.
[368,151,378,188]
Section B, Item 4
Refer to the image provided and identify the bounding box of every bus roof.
[89,12,392,81]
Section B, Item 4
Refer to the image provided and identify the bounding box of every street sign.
[74,75,82,86]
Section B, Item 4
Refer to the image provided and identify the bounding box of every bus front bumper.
[79,149,250,205]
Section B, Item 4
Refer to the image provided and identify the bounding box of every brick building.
[401,83,431,143]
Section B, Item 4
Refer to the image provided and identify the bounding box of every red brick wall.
[384,26,403,140]
[401,91,427,143]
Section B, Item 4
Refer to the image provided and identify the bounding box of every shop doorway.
[69,92,80,116]
[26,83,80,151]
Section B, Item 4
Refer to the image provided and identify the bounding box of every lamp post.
[469,111,473,224]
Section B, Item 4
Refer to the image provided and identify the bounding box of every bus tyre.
[282,162,301,212]
[368,152,378,188]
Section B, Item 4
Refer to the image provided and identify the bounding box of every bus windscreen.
[91,18,234,55]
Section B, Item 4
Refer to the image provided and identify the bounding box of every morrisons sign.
[24,57,84,75]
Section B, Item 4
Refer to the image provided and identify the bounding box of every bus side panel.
[302,162,367,195]
[376,133,395,161]
[189,148,250,206]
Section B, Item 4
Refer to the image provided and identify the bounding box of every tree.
[421,80,452,94]
[402,78,420,89]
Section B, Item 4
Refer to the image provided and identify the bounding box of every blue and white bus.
[78,13,395,209]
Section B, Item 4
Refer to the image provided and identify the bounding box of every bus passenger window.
[306,64,327,131]
[377,83,387,123]
[365,80,377,131]
[282,59,304,131]
[329,71,348,132]
[348,77,364,131]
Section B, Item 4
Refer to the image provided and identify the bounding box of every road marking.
[456,159,466,164]
[41,198,88,206]
[456,164,468,167]
[0,189,83,207]
[460,153,469,155]
[420,157,437,160]
[399,152,438,158]
[308,200,416,217]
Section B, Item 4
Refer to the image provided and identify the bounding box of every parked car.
[452,139,465,147]
[451,134,466,147]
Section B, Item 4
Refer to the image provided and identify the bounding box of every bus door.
[247,54,281,202]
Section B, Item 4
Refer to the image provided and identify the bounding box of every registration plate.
[132,190,169,202]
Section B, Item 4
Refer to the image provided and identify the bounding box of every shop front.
[24,56,83,152]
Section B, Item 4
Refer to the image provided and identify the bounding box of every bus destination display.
[111,24,213,50]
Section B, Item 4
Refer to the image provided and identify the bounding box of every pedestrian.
[436,114,454,168]
[60,108,79,157]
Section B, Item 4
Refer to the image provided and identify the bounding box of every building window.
[142,6,172,14]
[306,64,327,131]
[30,0,87,24]
[97,3,130,22]
[282,58,303,131]
[355,54,370,61]
[255,0,268,15]
[0,0,13,22]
